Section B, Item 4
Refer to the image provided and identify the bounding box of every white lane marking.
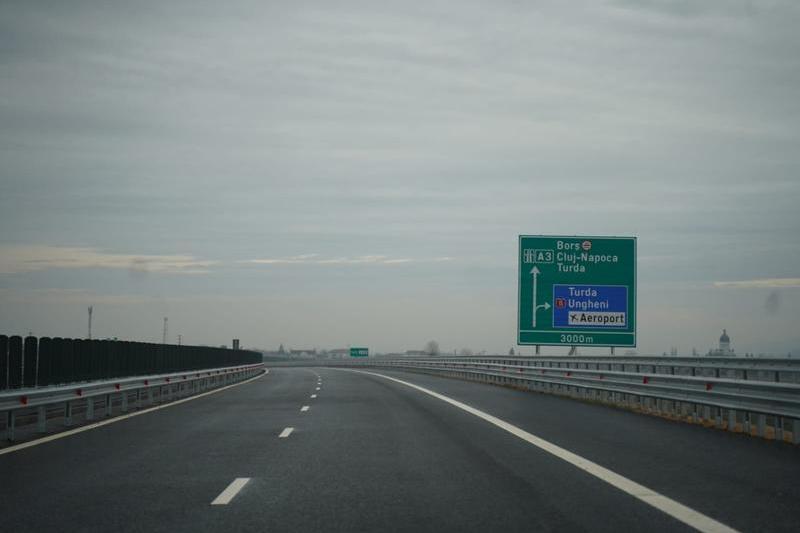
[279,427,294,438]
[311,394,317,399]
[315,387,321,391]
[0,371,267,457]
[338,369,739,533]
[300,405,310,412]
[211,477,250,505]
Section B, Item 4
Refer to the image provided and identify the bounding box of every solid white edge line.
[301,405,309,412]
[335,368,739,533]
[279,427,294,438]
[211,477,251,505]
[0,371,267,457]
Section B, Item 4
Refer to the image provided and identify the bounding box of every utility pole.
[88,306,93,340]
[162,317,168,344]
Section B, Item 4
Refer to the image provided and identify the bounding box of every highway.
[1,367,798,532]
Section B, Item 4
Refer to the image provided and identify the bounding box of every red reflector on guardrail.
[566,371,572,377]
[642,377,649,384]
[115,383,120,390]
[75,388,82,396]
[143,380,149,386]
[165,377,170,383]
[19,395,28,405]
[706,383,714,391]
[598,374,604,380]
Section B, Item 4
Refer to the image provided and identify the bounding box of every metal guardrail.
[271,355,800,444]
[1,363,265,442]
[374,355,800,382]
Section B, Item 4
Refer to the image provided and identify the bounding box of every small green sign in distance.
[518,235,636,347]
[350,347,369,357]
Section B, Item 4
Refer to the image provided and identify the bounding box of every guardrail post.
[7,410,15,441]
[715,408,722,428]
[37,405,46,433]
[64,401,72,426]
[793,420,800,445]
[105,394,112,416]
[135,389,141,409]
[744,413,752,435]
[121,391,128,412]
[756,414,766,438]
[728,409,737,431]
[147,387,153,405]
[775,417,784,442]
[86,397,95,420]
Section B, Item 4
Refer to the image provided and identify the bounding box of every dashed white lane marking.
[315,387,321,391]
[211,477,250,505]
[300,405,310,412]
[338,369,739,533]
[0,371,267,457]
[279,427,294,438]
[311,394,317,399]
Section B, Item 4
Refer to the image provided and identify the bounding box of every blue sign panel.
[552,285,628,329]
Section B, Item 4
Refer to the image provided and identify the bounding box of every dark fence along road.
[0,334,261,389]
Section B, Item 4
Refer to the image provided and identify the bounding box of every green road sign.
[518,235,636,347]
[350,347,369,357]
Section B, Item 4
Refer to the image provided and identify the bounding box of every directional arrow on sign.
[531,266,551,328]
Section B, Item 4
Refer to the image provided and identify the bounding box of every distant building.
[708,329,735,357]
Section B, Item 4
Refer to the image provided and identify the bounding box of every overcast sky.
[1,0,799,355]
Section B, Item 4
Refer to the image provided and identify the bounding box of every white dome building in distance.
[708,329,735,357]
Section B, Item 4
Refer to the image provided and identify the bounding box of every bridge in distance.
[1,364,798,533]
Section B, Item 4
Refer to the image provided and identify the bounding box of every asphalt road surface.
[1,367,798,532]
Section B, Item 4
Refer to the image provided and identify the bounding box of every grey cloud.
[1,1,799,353]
